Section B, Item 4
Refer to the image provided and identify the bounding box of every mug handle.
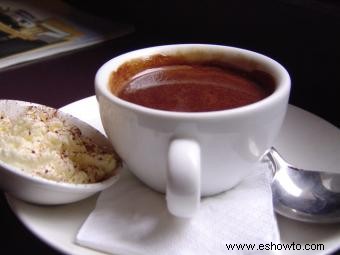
[167,139,201,218]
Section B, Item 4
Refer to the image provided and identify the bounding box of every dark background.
[70,0,340,128]
[1,0,340,254]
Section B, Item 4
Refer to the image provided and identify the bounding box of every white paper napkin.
[76,164,280,255]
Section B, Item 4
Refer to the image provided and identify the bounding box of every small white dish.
[0,100,120,205]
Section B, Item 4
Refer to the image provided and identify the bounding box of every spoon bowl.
[267,148,340,223]
[0,100,120,205]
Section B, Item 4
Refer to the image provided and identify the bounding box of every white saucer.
[6,96,340,255]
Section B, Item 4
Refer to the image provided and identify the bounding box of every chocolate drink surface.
[111,55,275,112]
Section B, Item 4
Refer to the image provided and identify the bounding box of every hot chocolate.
[110,55,275,112]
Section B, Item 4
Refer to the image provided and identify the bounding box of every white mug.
[95,44,291,217]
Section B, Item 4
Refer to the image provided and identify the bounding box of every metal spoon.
[266,147,340,223]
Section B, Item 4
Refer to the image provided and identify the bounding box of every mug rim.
[95,44,291,119]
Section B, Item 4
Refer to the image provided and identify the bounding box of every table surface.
[1,1,340,253]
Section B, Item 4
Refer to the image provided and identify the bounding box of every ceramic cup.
[95,44,291,217]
